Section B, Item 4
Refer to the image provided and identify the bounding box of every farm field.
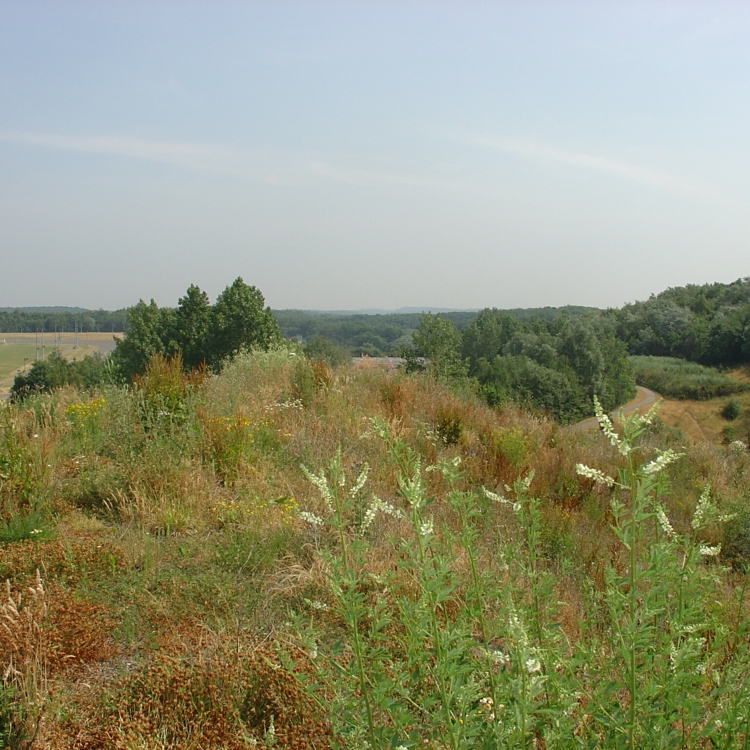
[0,332,119,395]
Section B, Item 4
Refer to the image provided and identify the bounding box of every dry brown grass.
[1,571,117,746]
[47,637,330,750]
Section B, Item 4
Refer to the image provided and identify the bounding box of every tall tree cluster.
[412,309,635,424]
[614,277,750,366]
[110,278,281,380]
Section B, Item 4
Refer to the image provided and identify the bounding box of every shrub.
[10,350,109,401]
[493,426,528,468]
[722,398,743,421]
[303,335,350,367]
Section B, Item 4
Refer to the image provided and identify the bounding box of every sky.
[1,1,749,312]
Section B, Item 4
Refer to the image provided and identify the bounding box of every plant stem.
[333,482,378,750]
[627,452,638,750]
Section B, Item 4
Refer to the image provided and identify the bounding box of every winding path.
[567,386,660,433]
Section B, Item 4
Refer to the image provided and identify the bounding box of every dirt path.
[567,386,660,433]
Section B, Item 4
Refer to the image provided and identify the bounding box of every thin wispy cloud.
[0,130,261,176]
[308,160,455,190]
[462,134,715,201]
[0,130,456,192]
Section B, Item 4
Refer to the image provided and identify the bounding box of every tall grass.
[631,355,750,400]
[2,351,750,747]
[291,401,750,748]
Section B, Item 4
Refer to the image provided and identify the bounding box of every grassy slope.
[630,355,750,400]
[2,352,750,747]
[640,366,750,445]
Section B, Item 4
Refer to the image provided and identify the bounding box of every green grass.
[631,355,750,400]
[0,344,38,378]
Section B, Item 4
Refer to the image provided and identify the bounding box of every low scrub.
[2,351,750,747]
[630,355,750,400]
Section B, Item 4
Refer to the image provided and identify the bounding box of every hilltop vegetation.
[12,277,750,426]
[6,277,750,746]
[630,356,750,401]
[614,277,750,366]
[10,287,631,423]
[3,348,750,747]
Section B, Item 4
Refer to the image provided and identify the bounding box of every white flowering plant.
[290,404,750,750]
[575,398,743,747]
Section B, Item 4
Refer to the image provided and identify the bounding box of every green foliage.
[10,350,109,400]
[0,508,53,544]
[615,277,750,366]
[172,284,211,370]
[492,426,528,468]
[461,308,519,372]
[630,356,750,400]
[302,335,350,367]
[274,310,478,356]
[205,277,281,368]
[0,685,12,750]
[111,278,282,380]
[477,354,587,423]
[0,307,127,333]
[723,398,743,421]
[110,299,173,382]
[464,311,635,423]
[412,313,468,381]
[0,408,44,522]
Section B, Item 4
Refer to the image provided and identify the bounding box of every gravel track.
[566,386,660,433]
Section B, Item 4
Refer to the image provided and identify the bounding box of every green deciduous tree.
[412,313,468,381]
[461,308,519,373]
[205,278,281,368]
[172,284,211,370]
[111,278,281,381]
[110,300,173,382]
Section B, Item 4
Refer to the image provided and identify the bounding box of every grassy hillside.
[3,351,750,747]
[630,355,750,400]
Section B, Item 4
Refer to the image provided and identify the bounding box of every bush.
[722,398,743,421]
[303,335,350,367]
[10,350,109,401]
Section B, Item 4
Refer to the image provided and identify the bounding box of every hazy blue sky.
[1,1,749,311]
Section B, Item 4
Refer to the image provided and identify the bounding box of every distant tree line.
[273,310,475,357]
[0,309,128,333]
[274,306,595,358]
